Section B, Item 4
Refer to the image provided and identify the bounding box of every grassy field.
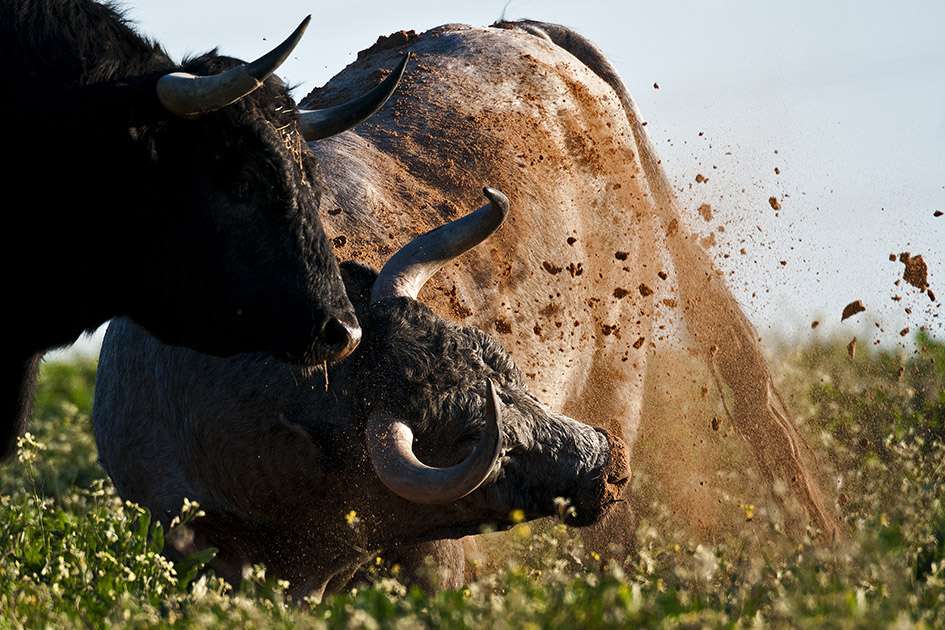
[0,335,943,627]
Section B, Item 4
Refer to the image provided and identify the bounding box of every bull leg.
[1,352,41,461]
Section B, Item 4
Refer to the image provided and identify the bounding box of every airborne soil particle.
[934,210,943,217]
[632,336,645,349]
[841,300,866,321]
[613,288,629,299]
[899,252,929,291]
[542,261,563,275]
[638,283,654,297]
[697,203,713,221]
[768,196,781,211]
[614,251,629,261]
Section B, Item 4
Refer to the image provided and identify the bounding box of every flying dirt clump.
[841,300,866,321]
[898,252,929,291]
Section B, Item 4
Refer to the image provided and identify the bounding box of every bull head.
[156,15,407,141]
[343,188,626,524]
[364,189,509,504]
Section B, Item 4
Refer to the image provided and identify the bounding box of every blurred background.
[60,0,944,358]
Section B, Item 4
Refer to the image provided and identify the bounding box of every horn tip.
[392,52,411,79]
[486,379,503,425]
[482,187,510,218]
[485,379,504,455]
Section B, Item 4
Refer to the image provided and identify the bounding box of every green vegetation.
[0,337,943,627]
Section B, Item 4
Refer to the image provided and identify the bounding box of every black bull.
[0,0,407,459]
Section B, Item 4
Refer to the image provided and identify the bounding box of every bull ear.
[156,17,310,117]
[298,53,409,141]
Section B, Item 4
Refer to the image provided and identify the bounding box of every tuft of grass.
[0,336,942,627]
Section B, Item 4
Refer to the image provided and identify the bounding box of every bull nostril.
[320,316,362,361]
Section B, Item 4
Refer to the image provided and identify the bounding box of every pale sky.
[59,1,944,358]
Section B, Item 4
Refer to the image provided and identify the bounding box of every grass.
[0,334,943,627]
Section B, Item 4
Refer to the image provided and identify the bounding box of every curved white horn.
[366,380,504,505]
[371,188,510,304]
[299,53,410,141]
[156,16,310,117]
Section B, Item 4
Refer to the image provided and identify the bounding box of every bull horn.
[371,187,509,303]
[299,53,410,141]
[366,380,504,504]
[156,16,310,117]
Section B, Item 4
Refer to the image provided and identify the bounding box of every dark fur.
[1,1,357,458]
